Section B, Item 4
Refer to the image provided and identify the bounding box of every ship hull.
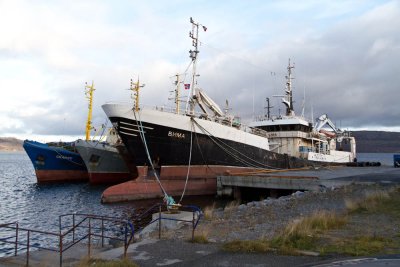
[74,139,134,184]
[23,140,88,183]
[103,104,307,170]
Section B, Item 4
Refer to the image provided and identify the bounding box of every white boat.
[249,60,356,163]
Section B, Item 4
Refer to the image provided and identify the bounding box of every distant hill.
[0,137,24,151]
[350,131,400,153]
[0,131,399,153]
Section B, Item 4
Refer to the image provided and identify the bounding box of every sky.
[1,0,399,142]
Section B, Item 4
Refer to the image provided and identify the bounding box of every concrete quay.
[217,166,400,198]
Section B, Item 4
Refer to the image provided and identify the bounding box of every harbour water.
[0,151,395,257]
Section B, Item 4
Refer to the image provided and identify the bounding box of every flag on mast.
[184,84,190,90]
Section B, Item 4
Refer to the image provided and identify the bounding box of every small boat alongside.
[74,81,136,185]
[75,129,134,184]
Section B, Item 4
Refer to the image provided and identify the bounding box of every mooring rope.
[178,118,194,204]
[132,109,170,202]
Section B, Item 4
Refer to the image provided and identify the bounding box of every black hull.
[110,116,317,170]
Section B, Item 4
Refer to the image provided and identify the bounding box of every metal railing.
[0,214,133,267]
[0,204,202,266]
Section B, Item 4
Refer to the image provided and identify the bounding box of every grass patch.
[190,234,209,244]
[77,258,138,267]
[222,240,271,253]
[270,210,347,253]
[346,188,400,217]
[346,190,390,213]
[223,210,347,255]
[223,200,240,218]
[203,203,216,220]
[321,236,397,256]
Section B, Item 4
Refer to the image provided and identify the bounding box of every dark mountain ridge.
[349,131,400,153]
[0,131,399,153]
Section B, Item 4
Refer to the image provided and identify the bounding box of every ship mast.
[283,59,295,116]
[174,74,182,114]
[265,97,274,120]
[85,81,95,141]
[187,17,207,115]
[130,77,145,112]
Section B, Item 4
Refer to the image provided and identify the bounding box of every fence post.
[192,211,195,241]
[88,218,91,258]
[124,222,128,259]
[59,233,63,267]
[72,214,75,243]
[59,215,61,237]
[14,223,18,256]
[101,218,104,248]
[26,230,30,267]
[158,205,162,239]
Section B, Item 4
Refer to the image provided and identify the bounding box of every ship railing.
[246,126,269,138]
[0,214,134,267]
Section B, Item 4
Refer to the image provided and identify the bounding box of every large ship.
[23,140,88,183]
[100,18,311,202]
[249,60,356,163]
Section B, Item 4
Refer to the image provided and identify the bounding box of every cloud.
[0,0,399,141]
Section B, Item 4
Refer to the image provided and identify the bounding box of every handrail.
[0,213,134,267]
[0,205,202,266]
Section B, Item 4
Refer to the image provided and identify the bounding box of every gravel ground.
[159,183,398,243]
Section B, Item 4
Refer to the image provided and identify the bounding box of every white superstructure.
[249,59,356,163]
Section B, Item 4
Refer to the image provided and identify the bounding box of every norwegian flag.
[184,84,190,90]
